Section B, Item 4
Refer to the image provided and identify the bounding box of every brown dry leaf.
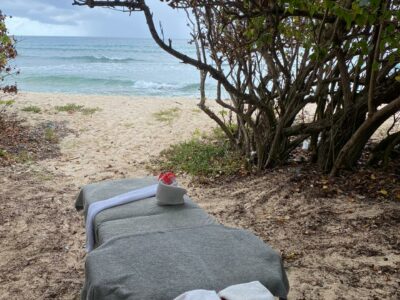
[379,189,388,196]
[284,252,299,261]
[275,216,290,223]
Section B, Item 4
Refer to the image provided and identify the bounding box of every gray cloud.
[2,0,190,38]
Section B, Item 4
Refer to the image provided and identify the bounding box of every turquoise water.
[11,36,216,97]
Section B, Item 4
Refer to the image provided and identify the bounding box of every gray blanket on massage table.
[76,177,290,300]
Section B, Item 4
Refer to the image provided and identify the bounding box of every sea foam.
[12,36,221,97]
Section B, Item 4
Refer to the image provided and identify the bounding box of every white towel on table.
[174,290,220,300]
[85,183,158,252]
[173,281,275,300]
[218,281,274,300]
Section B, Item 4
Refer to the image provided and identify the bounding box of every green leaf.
[355,14,367,26]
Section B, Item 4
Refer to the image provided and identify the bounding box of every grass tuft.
[156,130,246,178]
[0,100,15,106]
[44,127,59,143]
[22,105,41,113]
[55,103,100,115]
[55,103,84,113]
[15,150,32,164]
[0,148,7,157]
[81,107,101,115]
[153,107,181,123]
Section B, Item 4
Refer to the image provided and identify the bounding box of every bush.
[157,131,246,178]
[0,12,17,120]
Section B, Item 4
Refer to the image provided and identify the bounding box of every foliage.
[75,0,400,175]
[0,148,7,157]
[44,127,59,143]
[0,99,14,115]
[81,107,101,115]
[0,11,17,118]
[15,150,32,164]
[157,131,246,177]
[170,0,400,175]
[22,105,41,113]
[55,103,100,115]
[55,103,84,113]
[153,107,181,123]
[0,99,14,106]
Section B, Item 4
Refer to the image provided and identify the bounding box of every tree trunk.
[316,104,366,172]
[368,131,400,167]
[330,96,400,176]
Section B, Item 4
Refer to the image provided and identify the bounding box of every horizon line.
[13,34,191,40]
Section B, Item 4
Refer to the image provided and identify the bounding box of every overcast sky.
[2,0,190,39]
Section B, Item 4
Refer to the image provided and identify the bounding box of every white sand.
[15,92,219,185]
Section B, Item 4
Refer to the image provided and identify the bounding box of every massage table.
[75,177,290,300]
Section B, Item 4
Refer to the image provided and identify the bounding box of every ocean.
[11,36,217,98]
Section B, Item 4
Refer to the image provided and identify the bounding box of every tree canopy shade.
[73,0,400,175]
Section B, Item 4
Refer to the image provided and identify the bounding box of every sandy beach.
[1,92,399,299]
[13,92,218,184]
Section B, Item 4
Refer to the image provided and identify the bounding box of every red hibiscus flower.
[158,172,176,185]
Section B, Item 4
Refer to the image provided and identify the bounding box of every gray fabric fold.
[96,208,217,247]
[82,225,289,300]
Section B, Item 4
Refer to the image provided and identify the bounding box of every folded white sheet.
[85,183,158,252]
[173,281,275,300]
[174,290,220,300]
[218,281,274,300]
